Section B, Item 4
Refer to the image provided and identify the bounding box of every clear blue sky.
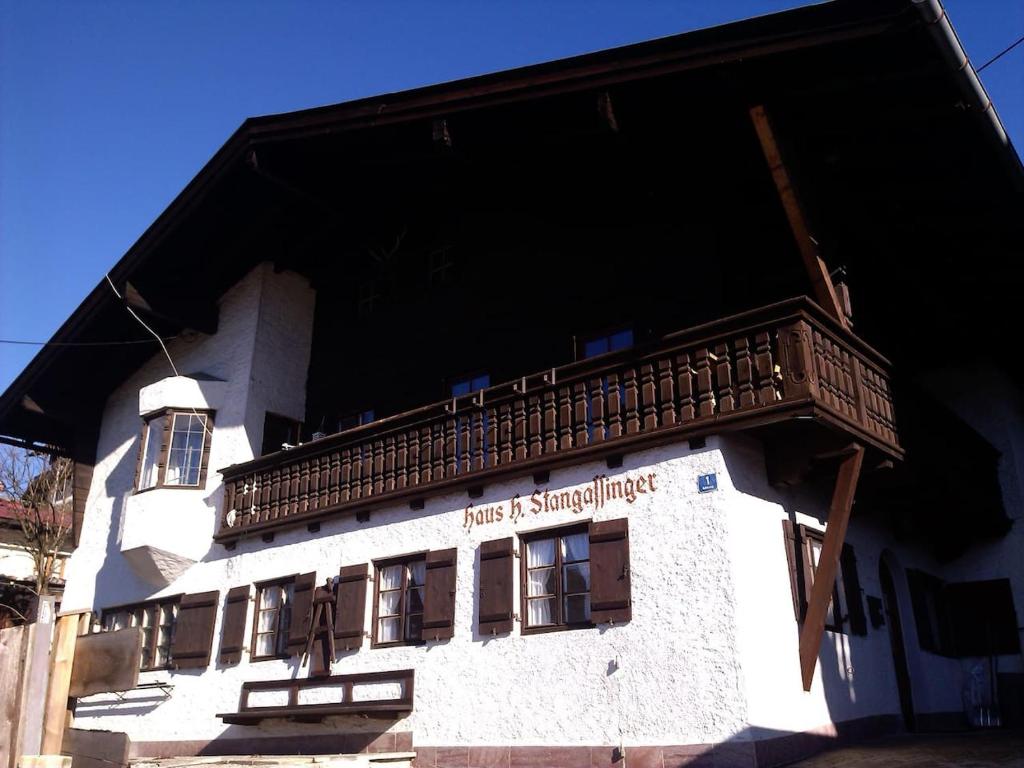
[1,1,1021,394]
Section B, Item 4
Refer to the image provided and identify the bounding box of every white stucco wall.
[59,262,1024,751]
[72,441,753,748]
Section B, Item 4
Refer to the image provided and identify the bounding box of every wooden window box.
[217,670,414,725]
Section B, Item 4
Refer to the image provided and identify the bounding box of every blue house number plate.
[697,473,718,493]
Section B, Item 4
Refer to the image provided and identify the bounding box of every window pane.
[561,533,589,563]
[527,597,555,627]
[165,413,207,486]
[379,617,401,643]
[261,585,281,610]
[564,594,591,624]
[609,330,633,351]
[584,338,609,358]
[379,565,403,591]
[564,562,590,594]
[407,586,425,614]
[139,421,162,489]
[526,538,555,568]
[528,567,556,597]
[257,608,278,632]
[379,591,401,617]
[255,633,276,657]
[407,560,426,587]
[405,613,423,641]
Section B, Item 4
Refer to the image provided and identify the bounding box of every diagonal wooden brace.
[799,444,864,690]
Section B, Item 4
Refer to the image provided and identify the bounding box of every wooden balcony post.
[798,444,864,690]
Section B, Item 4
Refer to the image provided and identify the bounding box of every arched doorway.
[880,556,915,730]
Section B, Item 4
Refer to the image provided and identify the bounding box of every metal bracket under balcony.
[216,296,900,544]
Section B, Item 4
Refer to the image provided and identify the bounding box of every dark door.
[880,559,915,730]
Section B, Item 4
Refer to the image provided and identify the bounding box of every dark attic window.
[261,412,301,456]
[581,328,633,359]
[428,247,455,287]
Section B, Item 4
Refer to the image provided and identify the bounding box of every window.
[101,597,179,671]
[521,525,591,631]
[581,328,633,359]
[428,247,455,287]
[373,556,426,646]
[261,412,301,456]
[135,409,213,491]
[251,580,294,660]
[338,409,375,432]
[781,521,866,635]
[450,374,489,398]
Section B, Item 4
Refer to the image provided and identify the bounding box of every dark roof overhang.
[1,0,1021,454]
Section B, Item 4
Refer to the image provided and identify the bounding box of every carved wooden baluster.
[814,331,835,409]
[419,426,432,484]
[269,467,282,521]
[714,343,734,413]
[434,422,447,480]
[754,331,777,404]
[500,403,514,464]
[372,439,384,495]
[385,436,397,492]
[658,358,676,426]
[486,406,498,468]
[735,338,755,409]
[299,460,311,513]
[339,450,352,505]
[240,476,252,524]
[574,382,589,447]
[559,385,573,450]
[319,456,330,509]
[224,480,236,525]
[409,429,421,487]
[289,464,301,517]
[841,349,857,417]
[676,353,695,422]
[606,372,622,438]
[350,448,362,500]
[528,395,542,458]
[466,411,479,472]
[695,348,716,417]
[306,459,319,511]
[447,415,460,477]
[361,444,374,498]
[259,473,271,521]
[328,452,341,505]
[396,433,408,490]
[640,363,658,430]
[623,368,640,434]
[543,389,558,453]
[472,409,485,471]
[590,377,606,443]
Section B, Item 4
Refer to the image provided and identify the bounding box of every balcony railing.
[217,297,899,543]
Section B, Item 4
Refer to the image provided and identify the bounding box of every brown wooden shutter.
[478,538,513,636]
[422,548,457,640]
[170,590,219,669]
[589,518,631,624]
[287,572,317,654]
[797,524,816,621]
[782,519,801,621]
[840,544,867,636]
[219,585,251,665]
[133,422,147,490]
[334,564,368,649]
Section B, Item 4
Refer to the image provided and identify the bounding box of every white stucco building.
[2,2,1022,766]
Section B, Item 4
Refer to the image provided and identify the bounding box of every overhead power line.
[978,32,1024,73]
[0,337,175,347]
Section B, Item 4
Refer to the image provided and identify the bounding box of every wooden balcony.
[216,297,899,544]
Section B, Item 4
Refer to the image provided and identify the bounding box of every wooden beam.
[749,104,848,329]
[798,443,864,690]
[41,612,80,755]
